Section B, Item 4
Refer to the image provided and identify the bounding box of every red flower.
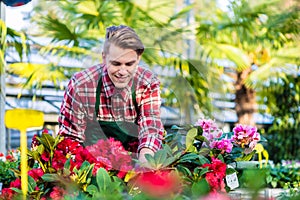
[56,138,81,155]
[134,170,182,198]
[28,168,44,181]
[0,188,16,199]
[52,150,67,171]
[49,186,67,200]
[202,158,227,192]
[42,129,49,134]
[41,151,50,162]
[9,178,21,189]
[31,134,39,150]
[5,154,15,162]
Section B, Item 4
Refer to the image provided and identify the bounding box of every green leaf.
[27,175,37,193]
[198,147,210,156]
[162,157,176,168]
[37,133,55,151]
[216,154,224,162]
[78,163,94,184]
[144,154,156,168]
[198,155,210,165]
[191,179,210,197]
[237,151,256,161]
[86,185,98,196]
[198,167,209,177]
[176,165,192,177]
[271,180,277,188]
[64,158,71,170]
[153,149,167,166]
[42,173,60,182]
[77,1,99,16]
[179,153,200,163]
[186,127,198,152]
[96,168,111,192]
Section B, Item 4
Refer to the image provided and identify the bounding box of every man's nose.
[118,65,127,74]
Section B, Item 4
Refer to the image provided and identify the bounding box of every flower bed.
[0,119,299,200]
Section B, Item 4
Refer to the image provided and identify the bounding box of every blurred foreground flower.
[132,169,182,199]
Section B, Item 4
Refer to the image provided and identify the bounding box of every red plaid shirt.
[58,64,164,152]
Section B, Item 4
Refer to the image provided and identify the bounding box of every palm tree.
[8,0,212,125]
[194,0,300,125]
[0,18,29,152]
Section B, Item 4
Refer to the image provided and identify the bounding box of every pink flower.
[210,139,233,153]
[232,124,261,153]
[194,118,219,132]
[49,186,67,200]
[201,192,230,200]
[195,118,223,146]
[86,138,133,177]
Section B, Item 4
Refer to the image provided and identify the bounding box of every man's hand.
[138,147,154,164]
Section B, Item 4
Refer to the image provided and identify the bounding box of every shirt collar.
[102,66,133,102]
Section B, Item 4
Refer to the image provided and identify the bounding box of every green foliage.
[190,179,210,198]
[86,168,128,200]
[238,168,268,190]
[0,158,18,188]
[265,163,300,189]
[259,75,300,163]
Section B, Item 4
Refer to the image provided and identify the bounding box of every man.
[58,25,164,163]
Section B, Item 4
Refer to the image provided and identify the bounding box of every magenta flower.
[232,124,261,154]
[195,118,223,145]
[210,139,233,153]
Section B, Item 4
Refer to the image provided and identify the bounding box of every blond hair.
[103,25,144,55]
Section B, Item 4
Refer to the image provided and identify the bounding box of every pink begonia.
[232,124,261,154]
[210,139,233,153]
[194,118,223,146]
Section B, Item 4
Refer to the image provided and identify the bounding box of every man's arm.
[137,74,164,156]
[58,76,86,143]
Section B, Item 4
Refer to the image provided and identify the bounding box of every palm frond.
[203,43,251,71]
[8,63,67,89]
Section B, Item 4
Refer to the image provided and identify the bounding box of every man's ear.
[102,52,106,64]
[137,54,141,64]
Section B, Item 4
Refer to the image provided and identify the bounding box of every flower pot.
[228,161,259,169]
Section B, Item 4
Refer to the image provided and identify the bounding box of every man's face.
[103,44,141,88]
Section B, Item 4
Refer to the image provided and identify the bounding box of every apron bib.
[83,74,139,152]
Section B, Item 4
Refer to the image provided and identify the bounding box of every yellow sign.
[5,108,44,130]
[5,108,44,199]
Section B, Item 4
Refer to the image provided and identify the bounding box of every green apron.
[83,75,139,152]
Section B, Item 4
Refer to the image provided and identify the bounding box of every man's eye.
[111,62,121,66]
[125,62,135,66]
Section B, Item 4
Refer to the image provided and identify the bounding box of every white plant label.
[226,172,239,190]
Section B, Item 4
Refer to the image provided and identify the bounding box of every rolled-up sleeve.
[137,76,164,152]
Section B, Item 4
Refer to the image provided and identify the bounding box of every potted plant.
[0,150,19,189]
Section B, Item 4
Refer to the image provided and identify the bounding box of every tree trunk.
[235,68,256,126]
